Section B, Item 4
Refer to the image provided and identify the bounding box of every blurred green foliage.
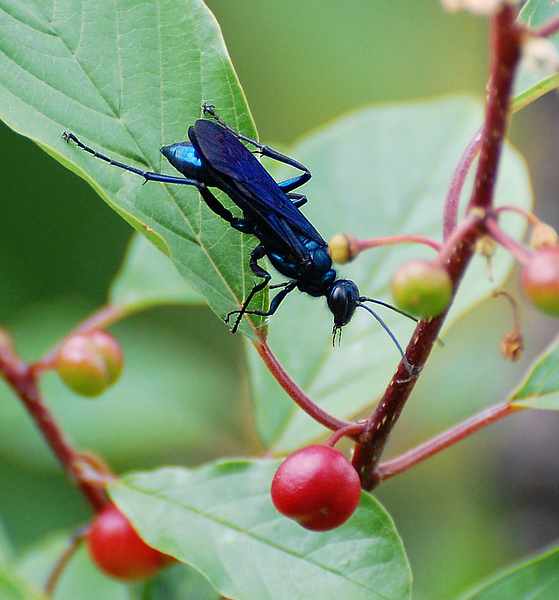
[1,2,559,599]
[205,0,489,144]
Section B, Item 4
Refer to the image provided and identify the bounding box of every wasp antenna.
[360,296,446,348]
[356,302,412,374]
[358,296,418,324]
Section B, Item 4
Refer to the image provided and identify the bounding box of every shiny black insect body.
[63,105,411,352]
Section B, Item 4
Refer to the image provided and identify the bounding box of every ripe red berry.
[55,330,123,397]
[521,247,559,316]
[87,505,168,581]
[392,259,452,318]
[271,445,361,531]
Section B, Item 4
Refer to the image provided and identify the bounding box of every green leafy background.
[1,0,559,599]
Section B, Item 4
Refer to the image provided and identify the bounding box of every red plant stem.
[443,125,483,240]
[0,340,107,510]
[493,204,540,225]
[253,338,351,433]
[485,216,532,264]
[326,422,367,448]
[468,8,522,214]
[356,234,442,253]
[353,315,443,488]
[435,211,483,265]
[535,16,559,38]
[376,401,523,482]
[353,4,523,489]
[45,529,87,595]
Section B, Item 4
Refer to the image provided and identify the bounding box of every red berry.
[87,505,168,581]
[271,445,361,531]
[55,330,123,397]
[521,247,559,316]
[392,260,452,318]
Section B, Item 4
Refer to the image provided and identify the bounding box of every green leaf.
[458,546,559,600]
[0,0,266,338]
[514,1,559,109]
[109,460,412,600]
[252,96,532,451]
[16,532,219,600]
[511,333,559,410]
[109,233,203,313]
[143,563,222,600]
[0,565,47,600]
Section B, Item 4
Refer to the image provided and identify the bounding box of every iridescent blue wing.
[190,120,327,255]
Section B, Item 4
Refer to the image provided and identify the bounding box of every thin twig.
[0,337,108,510]
[253,338,352,433]
[376,401,522,481]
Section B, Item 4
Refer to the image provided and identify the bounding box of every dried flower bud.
[500,329,523,362]
[475,235,498,258]
[475,235,498,280]
[329,234,360,264]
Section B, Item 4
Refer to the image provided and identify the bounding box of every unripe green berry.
[56,330,123,397]
[392,260,452,318]
[521,247,559,316]
[86,329,124,386]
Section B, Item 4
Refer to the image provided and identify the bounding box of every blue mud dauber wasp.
[63,104,413,357]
